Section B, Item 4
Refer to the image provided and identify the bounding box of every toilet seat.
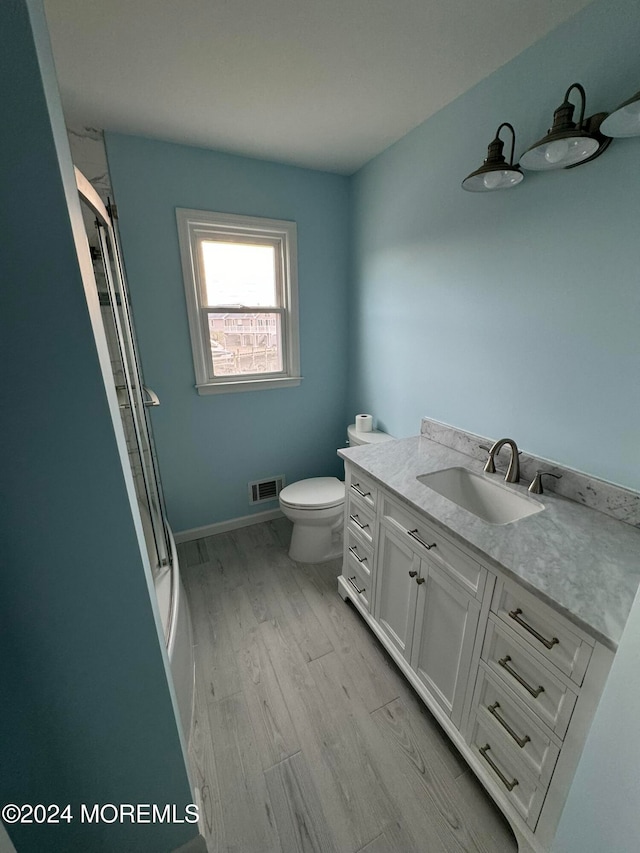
[279,477,345,510]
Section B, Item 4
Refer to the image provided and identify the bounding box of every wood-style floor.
[178,518,517,853]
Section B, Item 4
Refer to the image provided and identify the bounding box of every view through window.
[201,240,283,376]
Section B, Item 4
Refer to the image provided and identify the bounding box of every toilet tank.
[347,424,393,447]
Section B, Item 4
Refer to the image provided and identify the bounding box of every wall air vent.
[248,476,285,504]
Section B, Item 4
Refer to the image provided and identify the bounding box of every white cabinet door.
[410,560,481,728]
[375,523,420,661]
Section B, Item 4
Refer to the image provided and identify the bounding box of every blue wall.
[105,134,350,532]
[0,3,195,850]
[350,0,640,490]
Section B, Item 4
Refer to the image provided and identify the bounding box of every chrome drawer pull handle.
[408,570,418,577]
[347,576,365,595]
[349,514,369,530]
[508,608,559,650]
[479,744,519,792]
[416,576,425,585]
[488,702,531,748]
[351,484,371,498]
[498,655,545,698]
[407,529,436,550]
[348,546,367,563]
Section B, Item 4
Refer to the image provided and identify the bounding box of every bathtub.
[156,527,195,740]
[140,501,195,741]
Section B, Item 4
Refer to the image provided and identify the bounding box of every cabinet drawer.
[346,467,378,510]
[346,497,376,547]
[342,554,371,611]
[381,496,486,599]
[468,714,546,829]
[471,663,560,785]
[482,618,578,738]
[492,579,593,685]
[345,527,373,580]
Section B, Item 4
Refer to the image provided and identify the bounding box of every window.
[176,208,301,394]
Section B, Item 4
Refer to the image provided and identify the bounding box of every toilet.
[279,424,392,563]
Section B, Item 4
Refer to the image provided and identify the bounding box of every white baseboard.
[174,508,284,543]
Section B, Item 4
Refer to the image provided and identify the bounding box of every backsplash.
[420,417,640,528]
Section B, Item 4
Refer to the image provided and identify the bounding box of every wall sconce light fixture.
[461,122,524,192]
[520,83,610,170]
[600,90,640,137]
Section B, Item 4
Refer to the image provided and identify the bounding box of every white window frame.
[176,208,301,395]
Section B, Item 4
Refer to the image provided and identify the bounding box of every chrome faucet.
[484,438,520,483]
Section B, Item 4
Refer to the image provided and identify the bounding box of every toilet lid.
[279,477,345,509]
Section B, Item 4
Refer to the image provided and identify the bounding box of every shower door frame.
[75,167,172,580]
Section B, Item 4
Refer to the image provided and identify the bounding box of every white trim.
[196,375,302,395]
[176,208,300,393]
[174,508,284,543]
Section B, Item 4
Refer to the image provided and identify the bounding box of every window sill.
[196,376,303,396]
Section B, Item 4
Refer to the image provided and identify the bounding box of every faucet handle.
[528,470,562,495]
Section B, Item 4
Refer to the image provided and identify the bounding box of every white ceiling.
[43,0,594,175]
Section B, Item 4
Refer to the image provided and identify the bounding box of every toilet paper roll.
[355,414,373,433]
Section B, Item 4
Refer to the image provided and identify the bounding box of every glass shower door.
[77,168,172,578]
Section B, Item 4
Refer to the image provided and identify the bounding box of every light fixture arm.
[495,122,517,166]
[564,83,587,129]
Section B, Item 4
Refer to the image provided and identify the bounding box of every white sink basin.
[417,467,543,525]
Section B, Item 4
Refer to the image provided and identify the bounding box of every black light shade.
[520,83,611,171]
[462,122,524,192]
[600,89,640,137]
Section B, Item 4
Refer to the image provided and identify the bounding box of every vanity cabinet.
[410,560,481,728]
[375,523,420,659]
[340,468,380,612]
[375,510,483,727]
[343,524,373,610]
[338,460,613,853]
[464,575,597,836]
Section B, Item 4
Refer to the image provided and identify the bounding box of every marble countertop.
[339,436,640,650]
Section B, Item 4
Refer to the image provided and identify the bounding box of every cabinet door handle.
[487,702,531,748]
[508,608,559,649]
[479,744,519,792]
[498,655,545,698]
[407,529,436,550]
[416,576,425,585]
[348,546,367,563]
[351,484,371,499]
[349,514,369,530]
[408,570,418,577]
[347,576,365,595]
